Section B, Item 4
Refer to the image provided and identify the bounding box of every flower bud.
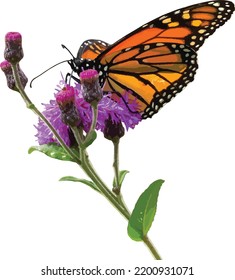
[80,69,103,103]
[0,60,28,91]
[56,86,80,126]
[103,116,125,141]
[4,32,24,64]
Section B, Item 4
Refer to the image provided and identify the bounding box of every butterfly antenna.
[61,44,75,59]
[30,60,69,87]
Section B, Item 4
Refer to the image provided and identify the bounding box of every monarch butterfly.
[68,1,234,119]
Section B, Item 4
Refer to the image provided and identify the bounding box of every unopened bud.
[0,60,28,91]
[4,32,24,64]
[80,69,103,103]
[103,116,125,141]
[56,86,80,126]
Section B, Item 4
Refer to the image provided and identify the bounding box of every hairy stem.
[12,63,162,259]
[143,236,162,260]
[112,139,120,193]
[11,63,81,164]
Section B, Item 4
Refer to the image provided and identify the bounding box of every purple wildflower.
[103,116,125,141]
[35,77,142,146]
[56,85,80,127]
[35,99,72,146]
[0,60,28,91]
[80,69,103,103]
[4,32,24,64]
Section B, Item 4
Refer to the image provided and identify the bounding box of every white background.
[0,0,235,279]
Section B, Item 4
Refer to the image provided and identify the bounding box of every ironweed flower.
[4,32,24,64]
[103,116,125,141]
[0,60,28,91]
[56,85,80,127]
[35,99,72,146]
[80,69,103,103]
[35,77,141,146]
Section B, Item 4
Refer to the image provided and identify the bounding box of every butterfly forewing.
[102,43,198,118]
[98,1,234,57]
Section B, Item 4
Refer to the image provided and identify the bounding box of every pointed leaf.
[118,170,129,186]
[59,176,100,193]
[112,170,129,188]
[128,179,164,241]
[83,130,97,148]
[28,143,79,162]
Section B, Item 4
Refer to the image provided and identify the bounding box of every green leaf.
[113,170,129,187]
[59,176,101,193]
[118,170,129,186]
[128,179,164,241]
[83,131,97,148]
[28,143,79,162]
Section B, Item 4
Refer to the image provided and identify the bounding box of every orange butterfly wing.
[77,39,109,59]
[100,1,234,57]
[102,43,198,118]
[94,1,234,118]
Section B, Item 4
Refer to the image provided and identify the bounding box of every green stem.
[143,236,162,260]
[112,138,161,260]
[12,63,161,259]
[71,126,84,148]
[70,126,129,218]
[11,63,81,164]
[112,139,130,211]
[112,139,120,193]
[88,101,98,134]
[82,151,130,219]
[116,193,131,215]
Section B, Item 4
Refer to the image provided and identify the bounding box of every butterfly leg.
[65,72,80,84]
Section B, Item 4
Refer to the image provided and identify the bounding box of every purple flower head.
[56,85,76,106]
[35,75,142,146]
[5,32,22,42]
[55,85,80,127]
[35,99,72,146]
[4,32,24,64]
[103,116,125,141]
[0,60,12,73]
[80,69,98,80]
[0,60,28,91]
[80,69,103,103]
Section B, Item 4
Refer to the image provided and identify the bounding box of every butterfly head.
[67,57,92,82]
[68,57,107,86]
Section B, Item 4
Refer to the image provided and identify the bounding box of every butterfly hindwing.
[102,43,198,118]
[77,39,110,60]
